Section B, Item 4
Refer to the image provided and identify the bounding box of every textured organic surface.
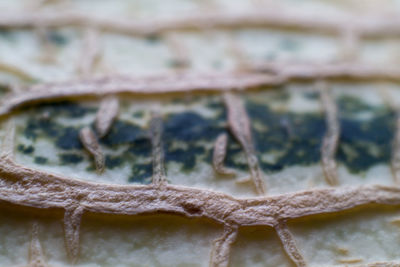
[2,0,400,267]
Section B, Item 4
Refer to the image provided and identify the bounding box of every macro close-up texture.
[2,0,400,266]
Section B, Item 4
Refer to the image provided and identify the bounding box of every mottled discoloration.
[59,153,84,165]
[17,144,34,155]
[247,93,395,174]
[16,101,153,183]
[247,100,326,172]
[46,30,69,46]
[14,92,397,185]
[337,96,395,173]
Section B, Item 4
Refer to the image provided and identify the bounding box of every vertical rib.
[209,225,238,267]
[79,27,100,76]
[29,221,49,267]
[79,126,105,173]
[64,206,84,264]
[275,221,307,267]
[1,119,16,159]
[95,96,119,138]
[224,92,267,195]
[227,33,248,71]
[319,81,340,186]
[164,33,189,70]
[340,28,359,62]
[150,112,167,185]
[213,133,236,176]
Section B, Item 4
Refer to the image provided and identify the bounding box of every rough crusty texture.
[2,1,400,267]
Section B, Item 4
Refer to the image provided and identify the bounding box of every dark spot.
[24,118,59,140]
[126,138,152,157]
[17,144,34,155]
[146,35,161,43]
[101,120,147,146]
[47,31,68,46]
[59,153,84,164]
[304,91,319,100]
[105,155,123,169]
[33,101,94,118]
[337,110,395,173]
[223,135,249,171]
[166,58,190,69]
[0,84,9,94]
[337,95,373,115]
[128,163,152,184]
[165,146,205,172]
[0,29,13,40]
[56,127,82,150]
[132,111,144,118]
[164,112,223,142]
[34,156,48,165]
[246,100,326,172]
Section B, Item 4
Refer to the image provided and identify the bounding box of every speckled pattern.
[3,0,400,267]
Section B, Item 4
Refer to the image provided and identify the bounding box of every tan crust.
[209,225,238,267]
[319,81,340,186]
[150,112,167,185]
[1,10,400,38]
[2,7,400,267]
[63,206,84,263]
[95,96,119,138]
[79,126,105,173]
[212,133,236,177]
[27,222,49,267]
[275,221,306,267]
[224,92,267,195]
[78,27,101,77]
[3,62,400,117]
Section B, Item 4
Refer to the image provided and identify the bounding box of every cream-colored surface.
[2,0,400,267]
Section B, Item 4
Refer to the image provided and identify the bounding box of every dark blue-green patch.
[146,35,161,44]
[132,111,144,118]
[59,153,84,164]
[128,163,152,184]
[126,138,152,157]
[17,144,34,155]
[0,29,13,41]
[47,31,69,46]
[0,84,9,94]
[166,59,189,69]
[247,95,396,174]
[101,120,147,146]
[337,95,374,115]
[304,91,319,100]
[246,100,325,172]
[336,97,395,173]
[163,111,228,173]
[105,155,123,169]
[56,127,82,150]
[164,112,224,142]
[20,104,155,182]
[34,156,48,165]
[28,101,95,118]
